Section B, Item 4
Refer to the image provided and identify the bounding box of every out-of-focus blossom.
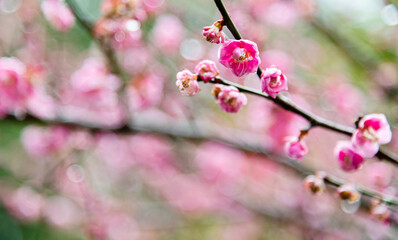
[304,173,326,195]
[284,136,307,161]
[0,57,32,117]
[151,14,184,54]
[261,66,288,98]
[337,184,360,202]
[95,133,135,174]
[3,187,44,222]
[334,141,364,171]
[218,39,261,77]
[260,50,292,73]
[196,142,245,185]
[212,84,247,113]
[61,58,125,127]
[324,83,363,118]
[194,60,219,82]
[94,18,141,50]
[43,196,82,229]
[27,88,57,119]
[176,69,199,96]
[41,0,75,32]
[202,20,226,44]
[265,1,298,28]
[100,0,136,18]
[352,114,392,158]
[371,200,391,223]
[365,162,392,190]
[22,125,70,158]
[127,73,164,111]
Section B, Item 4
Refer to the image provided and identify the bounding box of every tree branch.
[3,113,398,206]
[212,0,398,166]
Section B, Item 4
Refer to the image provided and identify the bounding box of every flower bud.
[284,136,308,161]
[304,174,325,195]
[337,184,360,203]
[202,20,226,44]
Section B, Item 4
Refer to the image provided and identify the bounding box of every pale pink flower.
[41,0,75,32]
[176,69,200,96]
[43,196,82,229]
[218,39,261,77]
[284,136,307,161]
[202,20,226,44]
[27,87,57,120]
[352,114,392,158]
[212,84,247,113]
[0,57,32,117]
[334,141,364,171]
[194,60,219,82]
[261,66,288,98]
[151,14,184,54]
[61,58,125,127]
[3,187,44,222]
[127,73,164,111]
[21,125,70,158]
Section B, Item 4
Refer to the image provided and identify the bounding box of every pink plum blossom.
[43,196,83,229]
[202,20,226,44]
[176,69,200,96]
[127,73,164,111]
[22,125,71,158]
[61,58,126,127]
[212,84,247,113]
[261,66,288,98]
[194,60,219,82]
[284,136,307,161]
[334,141,364,171]
[151,14,184,54]
[218,39,261,77]
[352,114,392,158]
[0,57,32,117]
[3,187,44,222]
[41,0,75,32]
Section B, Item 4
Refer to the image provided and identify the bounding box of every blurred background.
[0,0,398,239]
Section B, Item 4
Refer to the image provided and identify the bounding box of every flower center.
[232,48,247,62]
[181,78,190,88]
[269,76,281,87]
[362,127,378,142]
[227,96,237,106]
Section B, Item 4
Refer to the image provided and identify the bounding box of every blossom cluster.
[334,114,392,171]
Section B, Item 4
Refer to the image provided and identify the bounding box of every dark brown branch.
[212,0,398,166]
